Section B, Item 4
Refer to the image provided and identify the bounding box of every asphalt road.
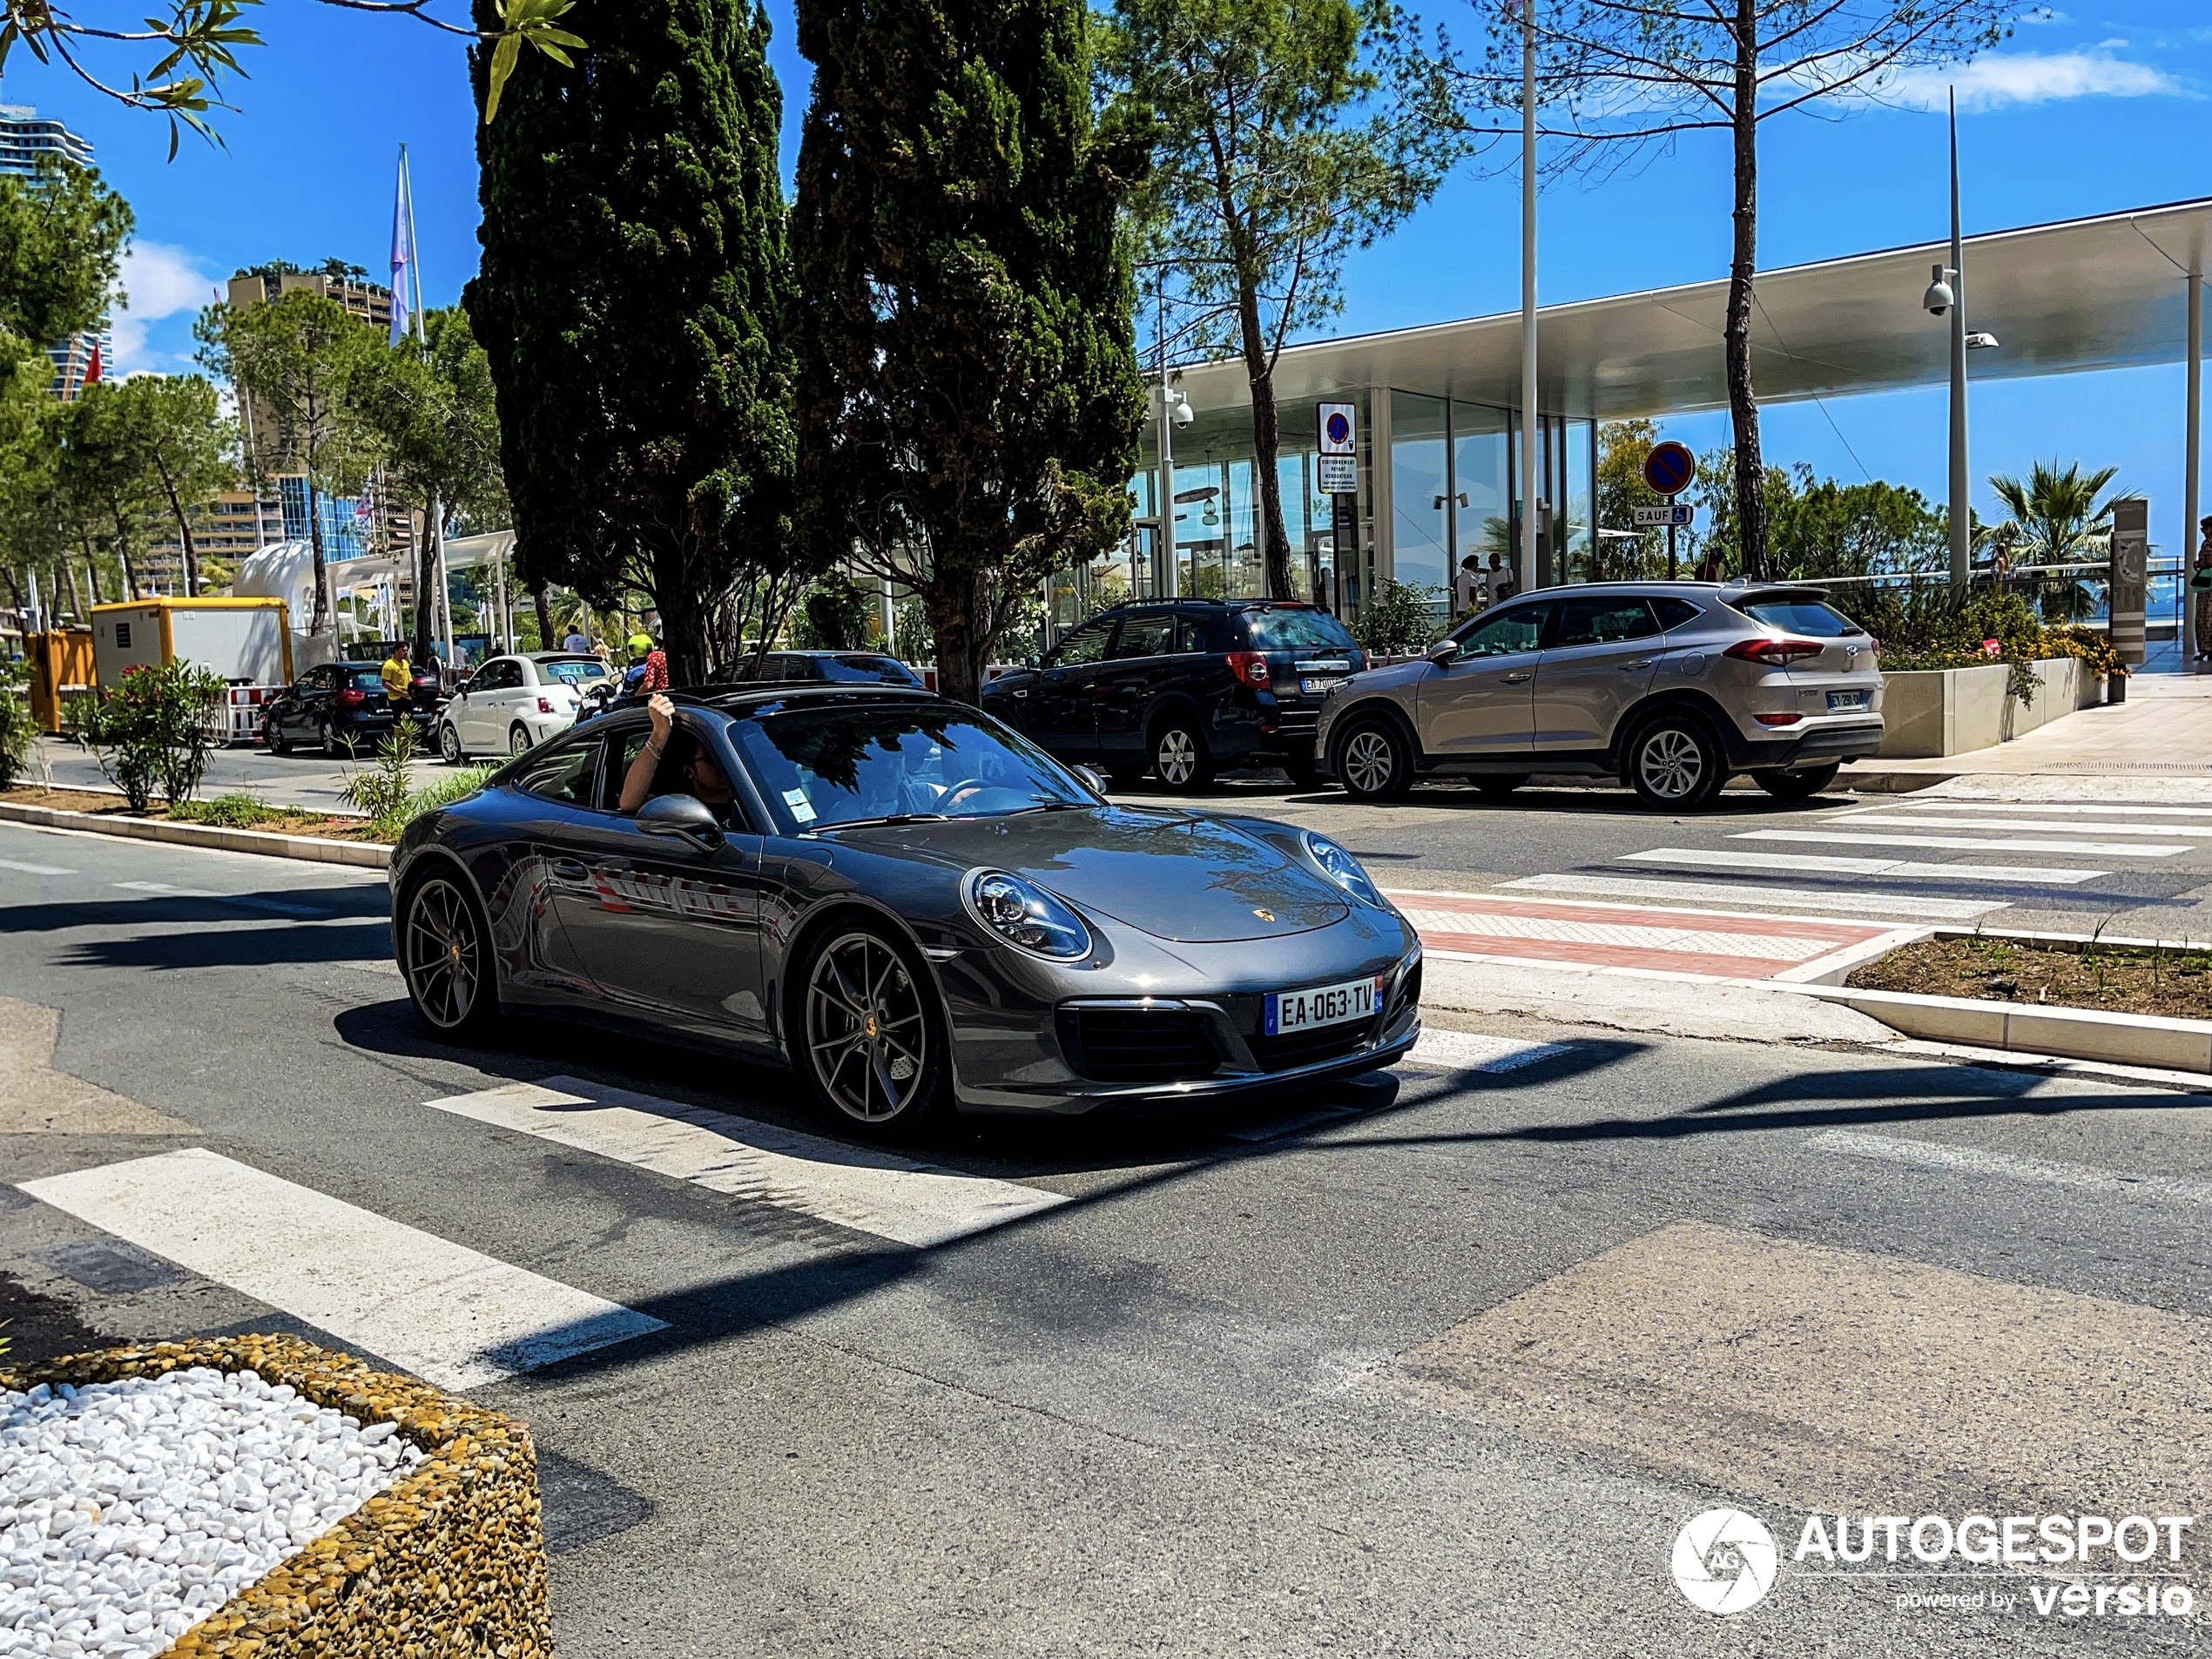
[3,819,2209,1655]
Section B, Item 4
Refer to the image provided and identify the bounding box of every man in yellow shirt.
[381,642,412,720]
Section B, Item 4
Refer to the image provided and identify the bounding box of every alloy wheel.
[440,722,463,764]
[404,878,482,1032]
[1156,728,1198,786]
[509,725,531,756]
[1343,729,1395,794]
[806,931,928,1124]
[1637,727,1705,801]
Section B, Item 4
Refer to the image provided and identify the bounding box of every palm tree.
[1986,460,2121,624]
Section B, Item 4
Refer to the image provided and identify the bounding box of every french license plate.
[1265,974,1384,1035]
[1827,690,1869,711]
[1301,677,1345,696]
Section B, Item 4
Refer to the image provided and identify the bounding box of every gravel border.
[0,1336,549,1657]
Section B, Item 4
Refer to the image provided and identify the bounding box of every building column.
[2188,269,2202,665]
[1367,385,1393,591]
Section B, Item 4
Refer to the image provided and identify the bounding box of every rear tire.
[439,720,464,765]
[266,718,290,756]
[509,724,532,757]
[1282,746,1322,790]
[1335,719,1413,802]
[400,872,500,1040]
[1149,718,1214,792]
[795,921,948,1138]
[1756,763,1840,802]
[1474,774,1530,802]
[1627,713,1725,812]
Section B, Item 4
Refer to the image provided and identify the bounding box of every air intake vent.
[1056,1006,1218,1084]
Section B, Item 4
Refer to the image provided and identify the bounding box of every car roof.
[769,649,902,658]
[673,684,947,718]
[523,651,607,663]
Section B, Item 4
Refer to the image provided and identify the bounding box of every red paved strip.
[1413,937,1836,979]
[1382,890,1892,946]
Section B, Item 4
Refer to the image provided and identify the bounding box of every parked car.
[1314,582,1884,811]
[262,662,400,756]
[741,650,925,687]
[979,600,1366,792]
[388,685,1420,1133]
[434,651,615,761]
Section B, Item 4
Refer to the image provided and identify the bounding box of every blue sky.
[15,1,2209,543]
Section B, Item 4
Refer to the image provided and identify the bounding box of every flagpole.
[398,143,452,676]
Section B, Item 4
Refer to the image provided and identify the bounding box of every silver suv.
[1314,583,1884,810]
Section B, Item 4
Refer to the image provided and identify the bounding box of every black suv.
[980,600,1365,791]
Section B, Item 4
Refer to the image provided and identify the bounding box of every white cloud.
[109,241,220,374]
[1886,51,2185,112]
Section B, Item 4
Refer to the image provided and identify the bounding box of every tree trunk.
[1238,287,1295,600]
[306,479,330,634]
[922,567,991,705]
[110,514,141,602]
[651,540,711,687]
[533,584,556,652]
[79,536,104,607]
[1724,0,1769,583]
[152,457,199,598]
[63,555,84,616]
[413,507,440,664]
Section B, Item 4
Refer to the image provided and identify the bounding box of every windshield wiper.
[1007,799,1089,815]
[814,813,949,831]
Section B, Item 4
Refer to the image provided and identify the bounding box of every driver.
[619,693,741,824]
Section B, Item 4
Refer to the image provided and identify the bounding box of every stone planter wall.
[0,1334,550,1658]
[1876,658,2102,759]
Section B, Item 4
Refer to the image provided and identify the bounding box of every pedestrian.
[562,622,590,653]
[1490,550,1518,605]
[380,640,412,721]
[638,631,670,694]
[1451,556,1485,618]
[2192,516,2212,663]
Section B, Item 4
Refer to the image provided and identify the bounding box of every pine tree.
[792,0,1149,704]
[466,0,800,684]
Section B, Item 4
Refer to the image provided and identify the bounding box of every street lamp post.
[1922,91,1999,586]
[1519,0,1539,597]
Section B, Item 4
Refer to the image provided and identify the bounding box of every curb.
[1784,983,2212,1074]
[0,800,392,869]
[1835,768,1960,793]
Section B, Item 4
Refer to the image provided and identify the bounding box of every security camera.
[1923,262,1954,317]
[1172,399,1196,428]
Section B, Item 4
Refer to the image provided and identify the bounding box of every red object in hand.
[1226,651,1271,688]
[641,650,669,693]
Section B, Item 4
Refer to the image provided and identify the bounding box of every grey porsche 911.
[388,685,1421,1134]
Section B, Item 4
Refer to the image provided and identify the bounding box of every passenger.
[619,693,739,823]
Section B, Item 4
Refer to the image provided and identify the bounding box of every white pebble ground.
[0,1367,422,1659]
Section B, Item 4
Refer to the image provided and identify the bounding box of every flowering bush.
[1845,587,2123,705]
[75,662,227,812]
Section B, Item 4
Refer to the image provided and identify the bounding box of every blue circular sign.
[1325,411,1352,448]
[1643,442,1695,497]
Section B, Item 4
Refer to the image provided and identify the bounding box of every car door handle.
[1013,688,1028,698]
[551,860,588,882]
[1502,671,1533,684]
[1619,658,1655,671]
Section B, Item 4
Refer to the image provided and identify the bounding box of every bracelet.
[643,738,664,759]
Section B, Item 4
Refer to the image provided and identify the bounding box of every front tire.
[1627,713,1725,811]
[1335,719,1413,802]
[438,720,464,765]
[1756,763,1840,801]
[797,923,947,1136]
[509,724,532,757]
[266,717,290,756]
[401,873,499,1040]
[1150,718,1214,792]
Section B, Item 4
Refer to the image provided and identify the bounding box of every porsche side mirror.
[1426,638,1460,665]
[637,792,725,853]
[1071,765,1109,797]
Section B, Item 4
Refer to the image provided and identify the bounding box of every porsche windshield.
[730,705,1092,832]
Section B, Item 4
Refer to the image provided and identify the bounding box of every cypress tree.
[792,0,1149,704]
[466,0,799,683]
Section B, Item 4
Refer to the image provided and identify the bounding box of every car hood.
[826,807,1352,942]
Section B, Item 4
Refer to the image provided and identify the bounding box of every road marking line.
[1841,812,2212,839]
[1732,829,2186,858]
[1842,801,2212,819]
[1396,905,1846,963]
[1621,847,2104,885]
[18,1148,665,1391]
[1810,1129,2212,1207]
[1402,1030,1565,1072]
[111,880,331,917]
[421,1075,1068,1249]
[0,859,75,875]
[1501,873,2005,922]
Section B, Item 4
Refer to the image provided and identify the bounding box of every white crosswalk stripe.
[1839,812,2212,839]
[0,858,75,875]
[1621,847,2104,884]
[1501,873,2005,922]
[1811,1130,2212,1207]
[422,1075,1069,1249]
[111,880,334,917]
[1841,800,2212,819]
[18,1149,667,1391]
[1731,828,2188,858]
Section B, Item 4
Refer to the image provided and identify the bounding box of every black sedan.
[388,685,1421,1133]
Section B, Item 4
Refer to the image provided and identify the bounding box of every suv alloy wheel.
[1336,719,1413,802]
[1627,713,1724,810]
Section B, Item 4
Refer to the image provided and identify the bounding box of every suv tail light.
[1226,651,1271,688]
[337,688,366,707]
[1723,637,1825,668]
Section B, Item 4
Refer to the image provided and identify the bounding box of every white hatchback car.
[435,652,614,761]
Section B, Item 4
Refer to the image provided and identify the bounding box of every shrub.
[0,680,35,791]
[75,663,226,812]
[1352,578,1443,656]
[1843,583,2120,703]
[406,764,497,822]
[166,793,295,829]
[337,718,421,840]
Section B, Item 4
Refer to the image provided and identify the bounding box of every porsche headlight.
[1304,833,1383,907]
[966,869,1092,959]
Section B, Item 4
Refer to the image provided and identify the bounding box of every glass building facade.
[1051,385,1595,638]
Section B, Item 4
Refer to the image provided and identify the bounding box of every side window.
[309,666,338,691]
[601,725,657,811]
[516,738,601,807]
[1554,598,1660,647]
[1050,618,1116,668]
[1109,615,1175,659]
[1649,597,1704,631]
[1449,603,1550,661]
[1174,616,1211,654]
[475,660,516,692]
